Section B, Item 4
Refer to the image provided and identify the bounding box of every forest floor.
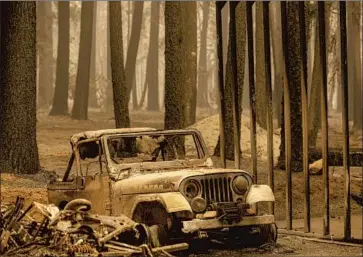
[1,108,362,256]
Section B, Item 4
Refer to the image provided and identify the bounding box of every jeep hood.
[114,168,251,195]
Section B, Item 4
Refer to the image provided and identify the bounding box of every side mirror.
[76,176,85,189]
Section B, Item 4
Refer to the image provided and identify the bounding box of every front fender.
[246,185,275,205]
[128,192,192,217]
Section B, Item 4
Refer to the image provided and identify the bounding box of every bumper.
[182,215,275,233]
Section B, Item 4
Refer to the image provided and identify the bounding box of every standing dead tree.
[50,1,70,116]
[109,2,129,128]
[214,2,246,161]
[278,2,304,172]
[183,1,197,127]
[164,2,186,130]
[270,2,283,124]
[0,1,40,174]
[308,3,321,147]
[347,2,362,130]
[89,1,98,109]
[164,1,198,129]
[71,1,94,120]
[126,2,144,111]
[255,2,267,129]
[146,2,160,112]
[197,2,211,108]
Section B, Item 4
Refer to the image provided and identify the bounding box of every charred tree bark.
[332,2,342,113]
[222,4,229,75]
[347,3,362,130]
[164,2,186,130]
[37,1,54,108]
[197,2,210,108]
[255,2,267,129]
[146,2,160,112]
[45,2,54,106]
[335,14,342,113]
[71,2,94,120]
[49,1,69,116]
[126,2,144,110]
[0,1,40,174]
[183,1,197,127]
[278,2,303,172]
[106,2,113,113]
[308,13,322,147]
[109,2,129,128]
[214,3,246,160]
[270,2,283,124]
[346,2,361,124]
[89,1,98,108]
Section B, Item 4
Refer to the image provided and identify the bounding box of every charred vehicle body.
[47,128,277,247]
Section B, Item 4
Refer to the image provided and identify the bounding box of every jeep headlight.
[183,180,200,199]
[232,175,249,195]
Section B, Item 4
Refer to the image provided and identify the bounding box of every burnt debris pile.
[0,196,188,257]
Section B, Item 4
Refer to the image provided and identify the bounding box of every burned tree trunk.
[164,1,198,129]
[109,2,129,128]
[347,2,357,123]
[270,2,283,124]
[278,2,303,172]
[255,2,267,129]
[126,2,144,110]
[146,2,160,112]
[50,1,69,116]
[0,1,40,174]
[183,1,197,127]
[308,14,322,147]
[164,2,186,130]
[214,3,246,160]
[105,2,113,113]
[89,1,98,109]
[348,3,362,130]
[71,1,94,120]
[197,2,210,108]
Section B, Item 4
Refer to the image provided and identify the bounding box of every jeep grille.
[200,177,233,204]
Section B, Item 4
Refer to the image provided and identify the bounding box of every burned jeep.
[47,128,277,247]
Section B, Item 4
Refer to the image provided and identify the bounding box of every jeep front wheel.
[132,202,171,247]
[229,223,277,247]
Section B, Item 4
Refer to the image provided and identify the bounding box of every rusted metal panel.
[246,2,257,183]
[299,1,310,233]
[229,1,241,169]
[216,3,227,168]
[280,1,292,231]
[339,1,351,240]
[262,1,274,215]
[318,1,330,236]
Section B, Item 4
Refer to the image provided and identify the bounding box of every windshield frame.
[101,129,208,177]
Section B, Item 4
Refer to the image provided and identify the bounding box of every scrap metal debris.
[0,196,188,257]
